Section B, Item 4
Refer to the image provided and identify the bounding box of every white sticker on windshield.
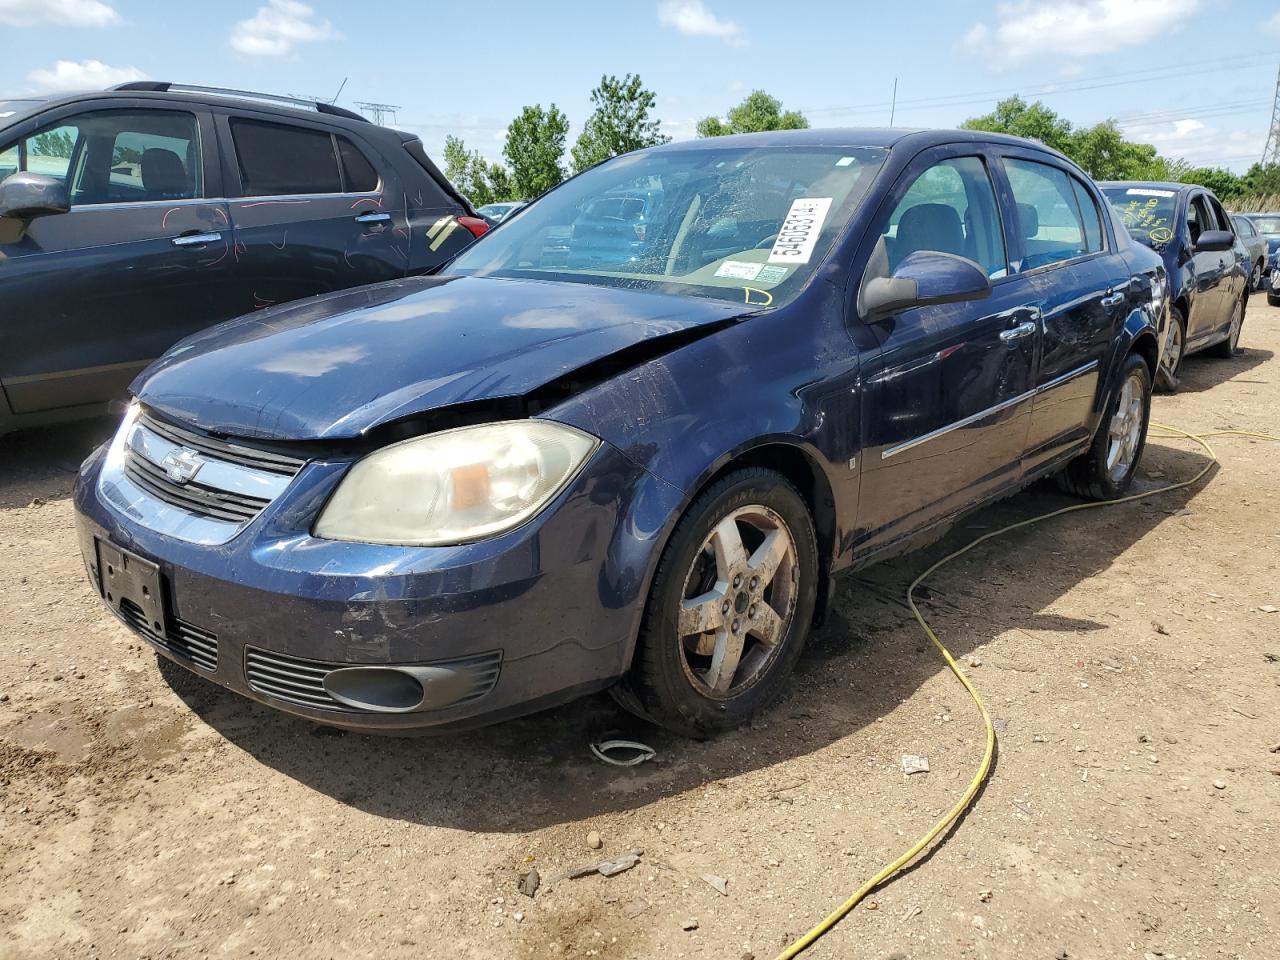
[836,156,856,167]
[755,264,789,283]
[715,260,763,280]
[769,197,832,265]
[0,112,14,119]
[1126,188,1175,198]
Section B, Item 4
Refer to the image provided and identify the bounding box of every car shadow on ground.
[1175,345,1272,394]
[0,416,117,509]
[155,437,1216,833]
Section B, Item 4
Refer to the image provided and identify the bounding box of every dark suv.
[0,82,487,436]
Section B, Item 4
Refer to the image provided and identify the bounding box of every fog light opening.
[322,667,426,713]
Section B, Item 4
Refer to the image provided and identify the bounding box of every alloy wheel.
[1106,371,1146,483]
[677,505,799,699]
[1227,299,1243,351]
[1161,319,1183,383]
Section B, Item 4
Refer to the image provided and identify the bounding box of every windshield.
[450,145,888,308]
[1101,187,1178,249]
[1248,216,1280,236]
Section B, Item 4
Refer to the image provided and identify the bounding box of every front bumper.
[73,435,682,731]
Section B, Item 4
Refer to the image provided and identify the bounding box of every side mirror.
[1193,229,1235,254]
[0,172,71,222]
[861,249,992,321]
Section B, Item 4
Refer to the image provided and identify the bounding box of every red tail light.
[458,216,490,239]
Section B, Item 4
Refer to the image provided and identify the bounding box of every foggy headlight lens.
[314,420,599,546]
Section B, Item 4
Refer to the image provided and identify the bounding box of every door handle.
[171,232,221,247]
[355,212,392,224]
[999,321,1037,342]
[1100,291,1125,307]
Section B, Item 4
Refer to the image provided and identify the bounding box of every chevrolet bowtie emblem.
[161,447,204,485]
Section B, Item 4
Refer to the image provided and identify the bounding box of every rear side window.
[231,119,341,196]
[1071,177,1104,253]
[1005,158,1087,270]
[337,137,378,192]
[883,156,1007,278]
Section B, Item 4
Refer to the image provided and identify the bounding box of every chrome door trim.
[1034,360,1099,395]
[881,388,1036,460]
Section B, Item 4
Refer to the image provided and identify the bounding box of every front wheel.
[1056,352,1152,501]
[622,468,818,737]
[1207,295,1244,359]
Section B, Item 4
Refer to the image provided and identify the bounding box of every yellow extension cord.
[775,422,1280,959]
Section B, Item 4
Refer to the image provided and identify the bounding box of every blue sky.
[3,0,1278,172]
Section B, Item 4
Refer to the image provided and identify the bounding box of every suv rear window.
[231,119,342,196]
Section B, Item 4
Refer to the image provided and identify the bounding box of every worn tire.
[1155,305,1185,393]
[1055,352,1152,501]
[622,468,818,737]
[1206,294,1245,359]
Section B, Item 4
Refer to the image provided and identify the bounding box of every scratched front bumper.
[73,439,671,731]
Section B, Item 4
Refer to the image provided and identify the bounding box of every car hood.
[135,275,749,441]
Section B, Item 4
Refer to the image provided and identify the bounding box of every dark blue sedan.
[1101,181,1251,390]
[74,129,1167,736]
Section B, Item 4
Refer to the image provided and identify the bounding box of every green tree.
[1066,121,1163,181]
[504,103,570,198]
[961,96,1073,155]
[570,73,669,173]
[697,90,808,138]
[443,134,508,206]
[486,161,514,202]
[1177,166,1244,200]
[1239,162,1280,197]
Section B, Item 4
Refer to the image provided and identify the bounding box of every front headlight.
[314,420,600,546]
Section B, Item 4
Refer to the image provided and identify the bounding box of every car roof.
[1099,180,1195,194]
[0,86,392,137]
[642,126,1074,158]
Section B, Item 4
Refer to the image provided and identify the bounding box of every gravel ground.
[2,302,1278,960]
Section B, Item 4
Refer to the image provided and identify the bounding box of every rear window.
[231,119,341,196]
[1249,216,1280,236]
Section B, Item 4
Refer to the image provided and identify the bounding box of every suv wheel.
[623,468,818,737]
[1056,352,1152,500]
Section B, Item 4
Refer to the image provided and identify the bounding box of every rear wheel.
[1155,306,1185,393]
[1056,352,1152,501]
[1250,259,1264,292]
[623,468,818,737]
[1207,295,1244,359]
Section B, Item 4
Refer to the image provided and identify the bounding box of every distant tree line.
[961,96,1280,204]
[444,84,1277,209]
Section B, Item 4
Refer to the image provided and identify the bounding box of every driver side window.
[883,156,1007,279]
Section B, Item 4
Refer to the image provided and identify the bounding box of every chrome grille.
[138,411,306,475]
[119,409,305,527]
[245,647,503,713]
[124,452,270,522]
[118,598,218,672]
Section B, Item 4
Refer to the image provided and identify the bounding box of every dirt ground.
[2,303,1278,960]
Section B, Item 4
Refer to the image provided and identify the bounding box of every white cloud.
[229,0,334,57]
[26,59,145,93]
[1119,117,1267,172]
[657,0,745,46]
[1266,10,1280,34]
[0,0,119,27]
[964,0,1199,62]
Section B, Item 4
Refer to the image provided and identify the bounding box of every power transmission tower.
[1263,64,1280,166]
[355,101,401,126]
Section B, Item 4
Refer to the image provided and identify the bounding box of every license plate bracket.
[95,538,167,635]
